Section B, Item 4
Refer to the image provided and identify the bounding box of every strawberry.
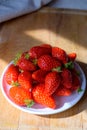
[38,55,61,71]
[32,69,48,83]
[71,71,80,91]
[18,71,32,91]
[14,51,30,65]
[68,53,77,61]
[17,58,37,71]
[55,84,72,96]
[32,84,56,109]
[5,64,19,85]
[52,47,68,64]
[14,51,37,71]
[61,69,72,88]
[45,72,61,95]
[9,86,34,107]
[29,46,51,59]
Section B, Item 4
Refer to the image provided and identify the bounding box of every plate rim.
[0,61,86,115]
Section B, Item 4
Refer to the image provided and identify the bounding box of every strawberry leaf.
[24,99,34,108]
[11,81,20,87]
[77,88,83,93]
[64,61,74,69]
[24,53,30,60]
[52,67,62,72]
[14,52,22,65]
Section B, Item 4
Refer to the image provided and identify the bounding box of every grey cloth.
[0,0,52,23]
[0,0,87,23]
[50,0,87,10]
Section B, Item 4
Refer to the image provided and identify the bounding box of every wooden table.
[0,7,87,130]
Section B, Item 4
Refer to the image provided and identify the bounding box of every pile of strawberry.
[4,44,81,109]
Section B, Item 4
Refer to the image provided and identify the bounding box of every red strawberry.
[32,84,56,109]
[32,69,48,83]
[38,55,61,71]
[18,71,32,91]
[29,46,51,59]
[14,51,30,65]
[55,85,72,96]
[52,47,68,63]
[68,53,77,61]
[17,58,37,71]
[9,86,34,107]
[61,69,72,88]
[5,64,19,85]
[45,72,61,95]
[71,72,80,91]
[14,51,37,71]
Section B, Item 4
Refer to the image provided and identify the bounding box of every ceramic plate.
[0,62,86,115]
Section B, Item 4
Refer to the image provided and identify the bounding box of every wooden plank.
[0,9,87,130]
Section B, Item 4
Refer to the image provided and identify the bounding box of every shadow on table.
[0,10,87,118]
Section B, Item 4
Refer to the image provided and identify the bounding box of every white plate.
[0,62,86,115]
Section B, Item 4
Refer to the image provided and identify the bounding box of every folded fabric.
[0,0,52,23]
[50,0,87,10]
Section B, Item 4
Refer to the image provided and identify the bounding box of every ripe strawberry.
[9,86,34,107]
[29,46,51,59]
[14,51,30,66]
[17,58,37,71]
[14,51,37,71]
[68,53,77,61]
[52,47,68,63]
[61,69,72,88]
[5,64,19,85]
[38,55,61,71]
[55,85,72,96]
[18,71,32,91]
[71,72,80,91]
[45,72,61,95]
[32,69,48,83]
[32,84,56,109]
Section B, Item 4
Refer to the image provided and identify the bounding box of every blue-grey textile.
[0,0,52,23]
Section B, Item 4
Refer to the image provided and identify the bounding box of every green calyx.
[11,81,20,87]
[32,59,38,65]
[64,61,74,69]
[24,99,34,108]
[77,87,83,93]
[52,66,62,72]
[14,52,22,66]
[24,53,30,60]
[13,52,30,66]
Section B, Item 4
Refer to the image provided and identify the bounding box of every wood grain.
[0,8,87,130]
